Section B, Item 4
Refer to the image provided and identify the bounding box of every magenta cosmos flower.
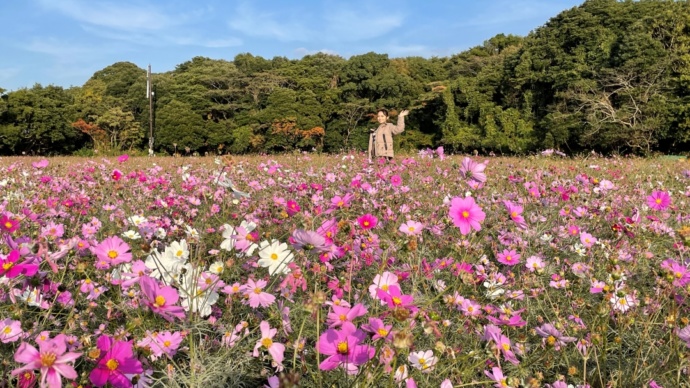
[89,335,143,388]
[317,323,375,374]
[357,214,378,230]
[11,334,82,388]
[646,190,671,211]
[448,196,485,235]
[0,250,39,278]
[93,236,132,269]
[139,276,186,322]
[0,214,20,233]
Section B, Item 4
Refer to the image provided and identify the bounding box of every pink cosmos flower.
[369,272,399,301]
[525,256,545,273]
[0,214,20,233]
[330,194,353,210]
[357,214,378,230]
[139,276,186,322]
[326,303,368,329]
[496,249,521,266]
[399,220,424,236]
[317,323,375,374]
[242,278,276,308]
[361,317,393,342]
[0,318,23,343]
[32,159,49,169]
[448,196,485,235]
[677,325,690,348]
[253,321,285,367]
[93,236,132,269]
[390,174,402,187]
[0,250,39,278]
[485,367,513,388]
[535,323,577,350]
[409,350,438,373]
[661,259,690,287]
[377,285,418,313]
[647,190,671,211]
[112,169,122,181]
[459,157,487,183]
[285,200,301,216]
[89,335,143,388]
[579,232,597,248]
[117,154,129,163]
[11,334,82,388]
[503,200,526,229]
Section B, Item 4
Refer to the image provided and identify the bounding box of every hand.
[399,110,409,117]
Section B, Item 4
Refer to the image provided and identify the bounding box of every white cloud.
[35,0,178,32]
[228,3,312,41]
[456,0,570,28]
[228,1,404,43]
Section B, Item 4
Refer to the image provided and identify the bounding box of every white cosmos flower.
[128,215,147,227]
[257,239,294,276]
[209,261,225,275]
[166,240,189,261]
[122,230,141,240]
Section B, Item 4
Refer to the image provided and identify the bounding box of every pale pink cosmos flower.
[525,256,545,273]
[647,190,671,211]
[139,275,186,322]
[485,367,514,388]
[503,200,527,229]
[11,334,82,388]
[579,232,597,248]
[242,279,276,308]
[93,236,132,269]
[0,318,23,343]
[326,303,368,329]
[459,157,487,183]
[399,220,424,236]
[253,321,285,368]
[369,272,399,302]
[496,249,521,266]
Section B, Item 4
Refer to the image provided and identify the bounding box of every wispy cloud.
[322,4,403,42]
[228,3,312,41]
[456,0,569,28]
[228,1,405,43]
[35,0,178,31]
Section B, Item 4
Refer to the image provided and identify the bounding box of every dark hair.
[376,109,389,117]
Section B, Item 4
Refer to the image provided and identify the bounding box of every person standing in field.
[368,108,409,163]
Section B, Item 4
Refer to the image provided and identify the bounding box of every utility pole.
[147,64,154,156]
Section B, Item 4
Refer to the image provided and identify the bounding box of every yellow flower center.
[2,262,13,270]
[337,201,344,207]
[154,295,166,307]
[254,287,262,294]
[505,256,512,262]
[511,211,517,217]
[381,284,389,291]
[377,328,389,337]
[462,211,469,218]
[4,221,12,229]
[547,335,557,346]
[363,221,370,227]
[502,343,510,351]
[675,271,683,279]
[270,253,278,260]
[656,198,662,204]
[418,357,426,365]
[392,297,402,305]
[262,338,273,348]
[339,314,347,321]
[337,341,348,355]
[176,250,183,257]
[163,340,171,347]
[408,226,415,232]
[40,352,57,367]
[106,358,119,371]
[3,326,11,334]
[107,250,118,259]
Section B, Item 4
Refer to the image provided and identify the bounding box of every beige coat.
[368,115,405,159]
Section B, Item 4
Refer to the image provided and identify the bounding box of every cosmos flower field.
[0,151,689,388]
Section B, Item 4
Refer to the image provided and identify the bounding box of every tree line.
[1,0,689,156]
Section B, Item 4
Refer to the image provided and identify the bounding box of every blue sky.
[0,0,584,91]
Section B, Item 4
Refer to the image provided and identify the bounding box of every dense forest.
[1,0,689,156]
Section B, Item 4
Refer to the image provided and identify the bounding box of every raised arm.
[391,110,408,135]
